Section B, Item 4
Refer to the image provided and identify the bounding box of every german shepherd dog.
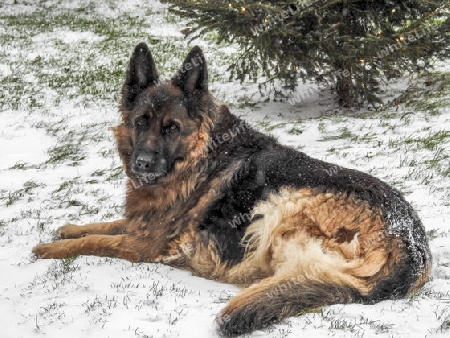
[33,43,432,336]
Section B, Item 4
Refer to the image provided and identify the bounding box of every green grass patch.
[404,130,450,151]
[46,143,86,165]
[1,180,46,207]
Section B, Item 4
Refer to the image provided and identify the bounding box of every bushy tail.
[216,276,360,336]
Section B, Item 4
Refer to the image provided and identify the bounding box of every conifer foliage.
[164,0,449,108]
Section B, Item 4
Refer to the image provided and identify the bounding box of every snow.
[0,114,52,170]
[33,31,104,45]
[0,1,449,337]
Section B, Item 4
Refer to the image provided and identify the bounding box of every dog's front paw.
[32,242,69,259]
[58,224,84,239]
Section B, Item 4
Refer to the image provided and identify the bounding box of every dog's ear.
[172,46,208,96]
[122,43,159,106]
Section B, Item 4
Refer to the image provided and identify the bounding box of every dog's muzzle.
[131,152,168,181]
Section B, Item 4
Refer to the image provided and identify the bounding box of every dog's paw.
[57,224,83,239]
[32,243,55,259]
[32,242,70,259]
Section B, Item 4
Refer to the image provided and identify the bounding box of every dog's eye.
[163,122,179,134]
[135,115,149,130]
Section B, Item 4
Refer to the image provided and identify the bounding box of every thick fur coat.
[33,43,432,336]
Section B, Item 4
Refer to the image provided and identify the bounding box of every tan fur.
[33,234,142,262]
[226,187,399,295]
[58,219,127,238]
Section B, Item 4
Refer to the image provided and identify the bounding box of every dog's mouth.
[130,157,184,188]
[134,171,167,184]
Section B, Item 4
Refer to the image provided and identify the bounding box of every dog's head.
[115,43,215,188]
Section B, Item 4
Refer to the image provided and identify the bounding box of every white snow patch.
[0,112,53,171]
[32,30,104,45]
[0,64,12,78]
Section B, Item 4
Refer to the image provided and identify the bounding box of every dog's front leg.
[32,234,148,262]
[57,219,127,239]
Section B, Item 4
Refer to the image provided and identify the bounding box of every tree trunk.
[336,63,354,107]
[335,1,355,108]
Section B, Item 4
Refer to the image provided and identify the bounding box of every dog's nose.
[134,154,156,171]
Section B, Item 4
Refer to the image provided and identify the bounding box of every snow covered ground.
[0,1,449,337]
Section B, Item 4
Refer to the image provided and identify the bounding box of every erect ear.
[122,42,159,106]
[171,46,208,96]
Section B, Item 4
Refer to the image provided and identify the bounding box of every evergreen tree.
[163,0,449,108]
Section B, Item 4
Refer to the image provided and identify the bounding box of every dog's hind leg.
[32,234,144,262]
[57,219,127,239]
[216,275,359,336]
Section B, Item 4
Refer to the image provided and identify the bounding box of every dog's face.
[115,43,213,187]
[129,85,196,182]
